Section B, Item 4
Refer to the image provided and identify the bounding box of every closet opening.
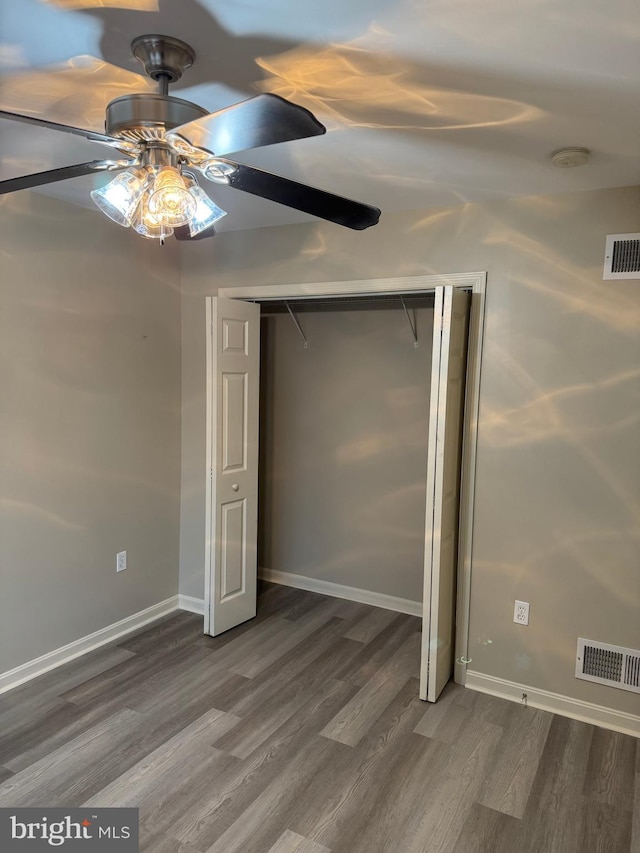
[257,293,436,619]
[206,274,487,701]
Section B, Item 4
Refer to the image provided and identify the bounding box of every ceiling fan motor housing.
[105,93,208,143]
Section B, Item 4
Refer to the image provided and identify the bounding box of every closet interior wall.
[258,304,435,604]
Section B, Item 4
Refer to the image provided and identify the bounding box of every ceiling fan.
[0,34,381,242]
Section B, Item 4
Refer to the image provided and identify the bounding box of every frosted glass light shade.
[90,167,148,227]
[147,166,196,227]
[187,181,227,236]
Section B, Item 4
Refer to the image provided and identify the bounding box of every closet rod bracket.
[400,297,419,347]
[285,301,308,349]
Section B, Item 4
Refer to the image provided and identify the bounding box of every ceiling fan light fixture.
[184,176,227,236]
[147,165,196,227]
[90,166,148,227]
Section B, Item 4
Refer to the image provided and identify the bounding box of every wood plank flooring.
[0,582,637,852]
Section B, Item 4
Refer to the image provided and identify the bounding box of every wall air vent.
[603,233,640,280]
[576,638,640,694]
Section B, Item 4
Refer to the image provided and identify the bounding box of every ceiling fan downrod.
[131,34,195,93]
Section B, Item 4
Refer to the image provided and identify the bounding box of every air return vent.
[603,233,640,279]
[576,638,640,694]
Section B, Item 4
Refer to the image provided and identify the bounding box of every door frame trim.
[217,272,487,685]
[204,297,214,635]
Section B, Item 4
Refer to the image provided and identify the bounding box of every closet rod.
[285,301,308,348]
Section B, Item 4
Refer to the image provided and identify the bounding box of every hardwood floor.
[0,582,637,852]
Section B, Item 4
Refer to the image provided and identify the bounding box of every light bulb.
[132,193,174,241]
[183,175,227,236]
[90,167,148,227]
[147,166,196,227]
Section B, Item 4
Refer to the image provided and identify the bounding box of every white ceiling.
[1,0,638,233]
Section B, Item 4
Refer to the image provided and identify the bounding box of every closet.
[204,281,477,701]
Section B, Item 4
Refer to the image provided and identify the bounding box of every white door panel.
[205,296,260,636]
[219,499,246,600]
[420,286,470,701]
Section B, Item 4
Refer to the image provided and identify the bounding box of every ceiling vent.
[576,638,640,694]
[603,233,640,280]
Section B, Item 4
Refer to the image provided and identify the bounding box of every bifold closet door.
[420,286,470,701]
[205,296,260,636]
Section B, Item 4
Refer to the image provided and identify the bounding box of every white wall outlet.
[514,600,529,625]
[116,551,127,573]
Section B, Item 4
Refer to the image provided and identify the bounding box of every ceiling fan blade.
[0,110,139,154]
[166,93,325,158]
[0,160,132,195]
[204,160,380,230]
[174,224,217,241]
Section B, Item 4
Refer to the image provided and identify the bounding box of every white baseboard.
[178,594,205,615]
[0,596,180,696]
[465,670,640,738]
[259,567,422,617]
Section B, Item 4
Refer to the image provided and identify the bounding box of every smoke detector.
[551,147,591,168]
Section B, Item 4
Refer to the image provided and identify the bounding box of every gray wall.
[180,184,640,715]
[1,192,182,673]
[259,308,434,602]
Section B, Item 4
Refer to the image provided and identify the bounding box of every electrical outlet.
[514,600,529,625]
[116,551,127,573]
